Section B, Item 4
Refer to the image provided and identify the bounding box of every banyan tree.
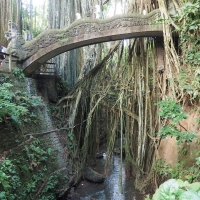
[50,0,182,190]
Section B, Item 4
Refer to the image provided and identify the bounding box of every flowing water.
[74,152,144,200]
[25,77,37,96]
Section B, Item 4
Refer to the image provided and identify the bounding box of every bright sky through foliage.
[32,0,46,7]
[21,0,46,8]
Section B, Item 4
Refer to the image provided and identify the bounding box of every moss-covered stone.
[83,167,105,183]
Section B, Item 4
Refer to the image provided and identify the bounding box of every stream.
[71,149,144,200]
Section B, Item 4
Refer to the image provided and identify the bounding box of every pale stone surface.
[157,137,178,166]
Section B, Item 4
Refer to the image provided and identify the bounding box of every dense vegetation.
[0,71,42,124]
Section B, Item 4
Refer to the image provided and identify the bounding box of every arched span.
[21,10,162,76]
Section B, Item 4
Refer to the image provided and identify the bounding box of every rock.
[83,167,105,183]
[96,152,103,159]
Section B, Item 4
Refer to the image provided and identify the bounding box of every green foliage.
[0,74,10,84]
[0,138,60,199]
[156,158,200,183]
[146,179,200,200]
[38,174,62,200]
[23,139,52,165]
[0,83,28,123]
[156,99,196,144]
[0,77,43,124]
[67,132,76,149]
[152,18,169,25]
[13,68,25,81]
[156,99,187,124]
[158,126,196,145]
[179,70,199,98]
[49,104,57,114]
[0,159,21,200]
[196,157,200,165]
[174,0,200,98]
[175,0,200,65]
[156,159,174,178]
[14,91,43,111]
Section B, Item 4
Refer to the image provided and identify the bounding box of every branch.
[57,41,121,105]
[25,128,66,136]
[25,120,87,136]
[101,99,139,121]
[178,122,188,132]
[0,136,34,163]
[103,0,110,5]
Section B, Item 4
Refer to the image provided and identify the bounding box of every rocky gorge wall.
[0,71,72,199]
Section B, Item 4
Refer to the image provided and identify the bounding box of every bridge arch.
[20,10,162,77]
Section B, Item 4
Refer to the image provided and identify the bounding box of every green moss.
[59,37,70,45]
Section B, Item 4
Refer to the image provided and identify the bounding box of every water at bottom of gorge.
[73,152,144,200]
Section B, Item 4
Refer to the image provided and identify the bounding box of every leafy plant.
[157,158,200,183]
[23,139,52,166]
[195,157,200,165]
[0,159,21,199]
[156,99,196,144]
[0,80,44,124]
[175,1,200,65]
[156,99,187,124]
[67,133,76,149]
[41,175,59,194]
[179,70,199,98]
[146,179,200,200]
[175,1,200,98]
[0,83,28,123]
[156,159,173,178]
[0,138,58,199]
[12,68,25,81]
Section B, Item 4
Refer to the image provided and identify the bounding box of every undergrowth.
[0,138,62,200]
[0,72,43,125]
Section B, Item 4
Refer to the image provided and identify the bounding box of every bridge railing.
[33,63,57,77]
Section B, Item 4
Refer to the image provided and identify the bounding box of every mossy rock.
[83,167,105,183]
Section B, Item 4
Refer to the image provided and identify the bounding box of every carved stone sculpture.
[5,21,26,60]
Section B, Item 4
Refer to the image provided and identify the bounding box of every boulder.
[83,167,105,183]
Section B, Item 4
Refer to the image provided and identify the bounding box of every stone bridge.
[7,9,162,77]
